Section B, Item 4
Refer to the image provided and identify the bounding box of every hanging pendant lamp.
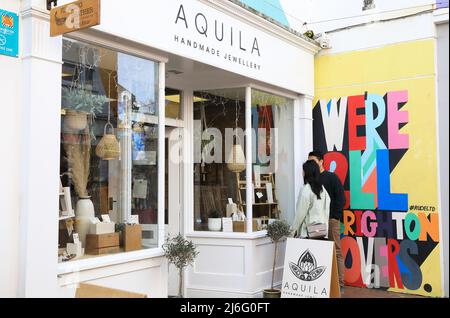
[227,99,246,173]
[227,144,246,173]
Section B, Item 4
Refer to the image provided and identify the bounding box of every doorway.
[166,126,184,296]
[165,126,183,237]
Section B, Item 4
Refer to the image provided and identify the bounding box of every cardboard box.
[233,220,258,232]
[89,222,115,235]
[76,283,147,298]
[222,218,233,232]
[123,224,142,252]
[86,232,119,255]
[86,246,121,255]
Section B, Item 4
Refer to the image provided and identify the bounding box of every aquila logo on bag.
[1,14,14,28]
[289,250,326,282]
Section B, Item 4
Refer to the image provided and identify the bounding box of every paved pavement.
[342,286,425,298]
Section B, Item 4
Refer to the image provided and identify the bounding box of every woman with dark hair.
[291,160,331,238]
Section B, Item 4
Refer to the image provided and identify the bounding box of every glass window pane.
[251,89,295,229]
[59,38,159,262]
[193,88,247,232]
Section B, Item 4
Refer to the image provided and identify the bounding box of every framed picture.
[266,183,274,203]
[254,165,261,188]
[60,187,73,217]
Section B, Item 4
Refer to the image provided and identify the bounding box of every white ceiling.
[165,52,250,91]
[165,52,298,104]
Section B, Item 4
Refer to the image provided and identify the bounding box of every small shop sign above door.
[50,0,100,37]
[0,9,19,58]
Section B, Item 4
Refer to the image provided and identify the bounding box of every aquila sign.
[50,0,100,37]
[281,238,341,298]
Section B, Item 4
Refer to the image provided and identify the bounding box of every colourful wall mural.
[313,39,443,297]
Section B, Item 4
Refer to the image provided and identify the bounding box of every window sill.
[185,230,268,240]
[57,247,165,276]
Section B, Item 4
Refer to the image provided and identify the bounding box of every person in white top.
[291,160,331,239]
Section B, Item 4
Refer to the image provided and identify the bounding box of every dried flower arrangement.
[63,128,91,198]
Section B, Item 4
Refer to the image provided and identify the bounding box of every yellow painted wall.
[313,39,442,297]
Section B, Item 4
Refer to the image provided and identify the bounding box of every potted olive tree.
[263,220,291,298]
[62,85,108,131]
[163,234,199,298]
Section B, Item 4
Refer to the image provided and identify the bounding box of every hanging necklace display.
[96,72,121,160]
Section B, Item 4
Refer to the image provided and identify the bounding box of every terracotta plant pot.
[263,289,281,298]
[65,110,88,131]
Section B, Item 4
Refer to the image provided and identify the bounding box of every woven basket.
[64,110,88,131]
[96,123,120,160]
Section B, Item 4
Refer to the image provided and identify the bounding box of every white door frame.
[166,126,183,237]
[166,125,184,296]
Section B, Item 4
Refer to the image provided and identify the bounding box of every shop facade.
[0,0,319,297]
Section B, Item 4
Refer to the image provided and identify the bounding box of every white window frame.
[57,30,169,274]
[186,84,300,236]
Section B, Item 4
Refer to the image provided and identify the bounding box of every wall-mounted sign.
[0,9,19,58]
[94,0,315,95]
[281,238,340,298]
[50,0,100,37]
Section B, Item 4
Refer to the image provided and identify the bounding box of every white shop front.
[16,0,319,298]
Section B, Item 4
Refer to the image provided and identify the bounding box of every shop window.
[193,88,247,232]
[58,38,159,262]
[192,88,294,233]
[251,89,295,228]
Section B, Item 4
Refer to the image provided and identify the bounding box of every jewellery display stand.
[236,173,280,219]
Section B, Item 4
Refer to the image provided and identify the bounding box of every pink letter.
[387,91,409,149]
[362,210,378,237]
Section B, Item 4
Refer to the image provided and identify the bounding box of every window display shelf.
[239,187,276,190]
[186,231,268,240]
[236,173,280,219]
[57,247,165,275]
[130,112,158,125]
[59,214,75,221]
